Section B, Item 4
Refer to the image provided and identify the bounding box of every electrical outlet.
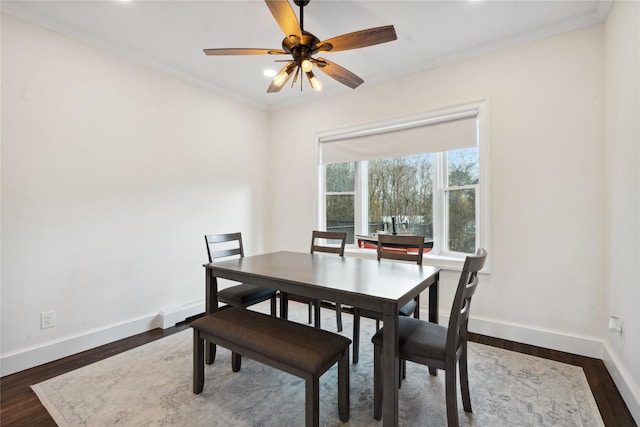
[41,311,56,329]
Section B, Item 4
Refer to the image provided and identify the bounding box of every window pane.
[326,194,355,244]
[368,154,433,239]
[448,147,479,186]
[447,188,476,253]
[326,162,355,192]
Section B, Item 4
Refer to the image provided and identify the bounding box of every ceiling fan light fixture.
[305,70,323,92]
[273,63,295,87]
[273,71,289,87]
[301,58,313,72]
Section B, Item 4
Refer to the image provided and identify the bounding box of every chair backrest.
[376,234,425,265]
[310,230,347,256]
[446,248,487,359]
[204,232,244,263]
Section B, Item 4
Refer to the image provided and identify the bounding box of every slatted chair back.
[205,232,244,263]
[376,234,425,265]
[310,230,347,256]
[446,248,487,364]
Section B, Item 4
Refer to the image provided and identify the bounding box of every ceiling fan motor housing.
[283,32,321,63]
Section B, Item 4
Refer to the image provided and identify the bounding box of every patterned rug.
[32,302,604,426]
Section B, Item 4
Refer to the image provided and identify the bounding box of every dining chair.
[352,233,425,363]
[204,232,277,316]
[371,248,487,426]
[280,230,347,331]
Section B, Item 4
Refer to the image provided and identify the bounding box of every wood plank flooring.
[1,320,636,426]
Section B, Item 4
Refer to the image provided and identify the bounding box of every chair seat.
[372,316,448,361]
[398,299,417,317]
[217,284,276,306]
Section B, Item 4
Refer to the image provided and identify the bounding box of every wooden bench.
[191,307,351,427]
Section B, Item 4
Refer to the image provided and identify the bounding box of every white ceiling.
[2,0,611,110]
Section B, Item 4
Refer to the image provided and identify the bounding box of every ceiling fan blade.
[204,48,288,56]
[316,25,397,53]
[265,0,302,40]
[315,58,364,89]
[267,61,297,93]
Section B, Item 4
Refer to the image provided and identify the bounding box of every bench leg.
[193,330,204,394]
[305,375,320,427]
[206,341,216,365]
[338,348,350,421]
[231,351,242,372]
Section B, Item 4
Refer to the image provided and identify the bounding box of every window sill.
[344,247,467,271]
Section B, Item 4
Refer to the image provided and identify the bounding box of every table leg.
[313,299,322,329]
[205,270,218,365]
[280,292,289,319]
[382,302,400,427]
[428,272,439,376]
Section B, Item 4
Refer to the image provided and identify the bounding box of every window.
[325,162,356,238]
[317,101,488,264]
[443,147,479,253]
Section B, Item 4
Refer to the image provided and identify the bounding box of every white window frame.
[315,99,490,270]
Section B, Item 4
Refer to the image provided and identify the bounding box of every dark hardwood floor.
[1,320,636,426]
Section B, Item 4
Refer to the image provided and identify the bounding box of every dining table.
[203,250,441,427]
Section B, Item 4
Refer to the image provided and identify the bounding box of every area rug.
[32,302,604,426]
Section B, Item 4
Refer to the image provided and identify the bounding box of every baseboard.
[602,341,640,424]
[463,312,603,358]
[158,300,205,329]
[1,312,160,377]
[0,301,205,377]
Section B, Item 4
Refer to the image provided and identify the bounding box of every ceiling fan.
[203,0,397,93]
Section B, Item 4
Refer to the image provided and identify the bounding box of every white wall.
[268,25,606,351]
[0,14,270,375]
[604,0,640,420]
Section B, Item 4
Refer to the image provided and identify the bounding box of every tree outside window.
[324,147,479,255]
[368,154,433,238]
[446,147,479,253]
